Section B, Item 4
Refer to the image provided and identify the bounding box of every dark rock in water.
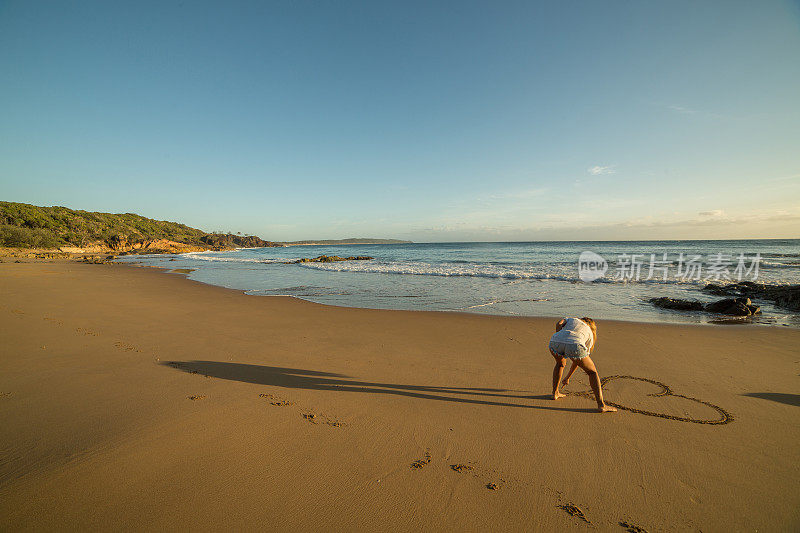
[649,297,704,311]
[702,282,763,299]
[772,288,800,311]
[703,283,731,296]
[651,292,765,318]
[704,298,753,316]
[702,282,800,311]
[290,255,373,264]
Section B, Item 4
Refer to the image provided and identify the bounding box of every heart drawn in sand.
[571,375,733,425]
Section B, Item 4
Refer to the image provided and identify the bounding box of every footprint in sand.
[449,462,506,490]
[113,341,141,352]
[187,395,206,401]
[302,412,345,427]
[619,520,648,532]
[557,502,590,524]
[0,392,12,399]
[75,327,100,336]
[259,393,295,406]
[450,463,474,474]
[256,394,344,427]
[411,450,432,469]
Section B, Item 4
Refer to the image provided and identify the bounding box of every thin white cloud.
[668,104,696,114]
[588,165,615,175]
[699,209,725,217]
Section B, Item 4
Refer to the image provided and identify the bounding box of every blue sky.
[1,0,798,241]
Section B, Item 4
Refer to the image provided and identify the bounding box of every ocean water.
[117,240,800,327]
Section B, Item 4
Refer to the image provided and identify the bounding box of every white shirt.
[550,317,593,350]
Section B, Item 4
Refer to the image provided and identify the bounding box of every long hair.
[581,317,597,347]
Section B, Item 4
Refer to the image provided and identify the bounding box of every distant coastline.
[278,238,412,246]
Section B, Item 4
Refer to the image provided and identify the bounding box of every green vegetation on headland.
[0,201,411,255]
[280,238,411,245]
[0,201,279,253]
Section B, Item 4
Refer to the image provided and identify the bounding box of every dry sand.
[1,260,798,531]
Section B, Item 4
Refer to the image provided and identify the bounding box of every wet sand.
[1,260,798,531]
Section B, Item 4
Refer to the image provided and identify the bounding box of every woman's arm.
[562,360,579,386]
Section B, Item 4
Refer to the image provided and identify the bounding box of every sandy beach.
[1,260,799,531]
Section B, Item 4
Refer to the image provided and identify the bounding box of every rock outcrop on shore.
[79,255,117,264]
[289,255,373,264]
[106,234,282,254]
[704,297,761,316]
[648,297,705,311]
[703,282,800,311]
[114,240,210,255]
[649,281,800,317]
[649,296,761,316]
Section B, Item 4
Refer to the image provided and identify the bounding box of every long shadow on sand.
[743,392,800,407]
[163,360,595,413]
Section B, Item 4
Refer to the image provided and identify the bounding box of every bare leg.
[550,349,566,400]
[576,356,617,413]
[562,360,579,387]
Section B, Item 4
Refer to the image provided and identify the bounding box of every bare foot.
[552,392,566,400]
[597,404,617,413]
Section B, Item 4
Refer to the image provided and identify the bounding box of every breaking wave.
[295,259,717,285]
[181,252,286,264]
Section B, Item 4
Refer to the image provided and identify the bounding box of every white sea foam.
[462,298,549,309]
[297,259,573,280]
[294,259,796,285]
[297,259,699,284]
[181,252,286,264]
[761,260,800,267]
[175,252,797,285]
[115,240,800,327]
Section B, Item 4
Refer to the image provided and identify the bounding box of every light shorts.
[549,339,589,359]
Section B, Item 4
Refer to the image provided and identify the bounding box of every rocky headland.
[0,201,283,257]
